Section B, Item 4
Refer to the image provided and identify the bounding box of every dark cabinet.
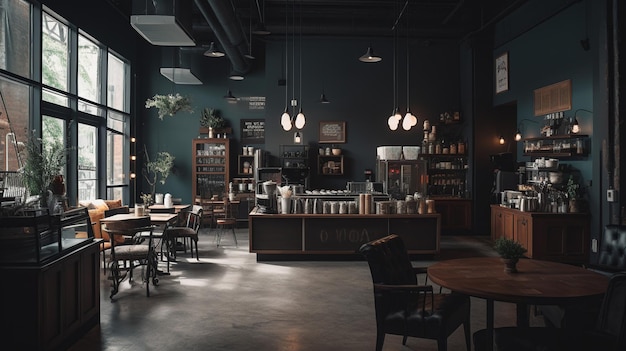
[490,205,590,264]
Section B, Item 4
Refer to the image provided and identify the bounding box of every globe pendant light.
[294,0,305,129]
[280,0,292,131]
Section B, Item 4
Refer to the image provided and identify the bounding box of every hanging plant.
[145,93,193,120]
[200,107,226,128]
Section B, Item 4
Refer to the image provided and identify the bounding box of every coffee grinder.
[256,180,278,213]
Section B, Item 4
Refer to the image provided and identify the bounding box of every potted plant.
[493,237,527,273]
[21,130,68,209]
[566,175,583,213]
[145,93,193,120]
[142,146,175,199]
[200,108,225,138]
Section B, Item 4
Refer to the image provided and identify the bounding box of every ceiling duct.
[194,0,251,76]
[131,0,195,46]
[160,48,202,84]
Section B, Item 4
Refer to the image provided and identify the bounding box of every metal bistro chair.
[165,205,203,261]
[102,216,158,300]
[215,198,237,247]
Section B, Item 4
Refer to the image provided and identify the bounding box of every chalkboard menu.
[319,121,346,143]
[241,119,265,144]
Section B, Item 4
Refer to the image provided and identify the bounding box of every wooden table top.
[427,257,609,305]
[148,204,191,213]
[101,213,178,225]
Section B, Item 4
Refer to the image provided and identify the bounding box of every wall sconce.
[514,118,540,141]
[131,155,136,161]
[294,131,302,144]
[130,173,136,179]
[130,137,136,143]
[499,135,506,145]
[569,109,591,135]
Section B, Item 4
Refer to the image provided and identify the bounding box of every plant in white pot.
[494,237,527,273]
[142,146,175,200]
[200,108,225,138]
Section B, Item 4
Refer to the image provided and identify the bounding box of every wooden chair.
[215,198,237,247]
[102,216,158,300]
[164,205,203,260]
[359,234,471,351]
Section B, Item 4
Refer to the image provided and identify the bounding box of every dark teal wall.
[138,36,461,203]
[492,0,608,252]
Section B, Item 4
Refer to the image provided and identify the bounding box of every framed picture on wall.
[495,52,509,94]
[319,121,346,143]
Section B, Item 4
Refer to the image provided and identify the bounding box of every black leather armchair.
[542,225,626,330]
[359,234,471,351]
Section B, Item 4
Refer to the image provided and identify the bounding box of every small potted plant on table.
[494,237,527,273]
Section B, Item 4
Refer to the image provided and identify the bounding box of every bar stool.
[215,198,237,247]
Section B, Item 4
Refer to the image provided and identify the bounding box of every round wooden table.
[427,257,608,351]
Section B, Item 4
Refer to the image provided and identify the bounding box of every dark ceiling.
[111,0,528,43]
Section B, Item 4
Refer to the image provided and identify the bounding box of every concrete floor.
[68,229,545,351]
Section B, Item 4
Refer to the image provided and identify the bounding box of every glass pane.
[107,52,127,112]
[42,88,69,107]
[106,131,125,186]
[78,99,104,116]
[107,187,124,202]
[42,12,69,93]
[0,0,31,78]
[42,116,66,176]
[0,77,30,171]
[78,34,101,105]
[78,123,97,201]
[107,110,126,133]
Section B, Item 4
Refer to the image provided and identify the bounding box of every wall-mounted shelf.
[522,134,588,158]
[318,155,344,175]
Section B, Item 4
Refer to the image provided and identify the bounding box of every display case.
[0,207,94,265]
[376,160,428,200]
[192,138,230,201]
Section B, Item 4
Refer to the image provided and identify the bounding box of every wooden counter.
[249,208,440,260]
[490,205,590,264]
[0,240,101,351]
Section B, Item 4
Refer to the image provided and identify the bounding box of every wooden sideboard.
[434,198,472,234]
[490,204,590,264]
[249,208,441,260]
[0,241,101,351]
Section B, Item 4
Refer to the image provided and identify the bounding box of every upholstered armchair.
[359,234,471,351]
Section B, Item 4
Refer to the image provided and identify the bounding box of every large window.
[78,33,103,115]
[106,111,127,200]
[0,77,30,172]
[2,3,132,205]
[42,12,69,106]
[107,52,128,113]
[0,0,31,78]
[78,123,97,202]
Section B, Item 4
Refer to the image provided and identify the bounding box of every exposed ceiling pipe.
[193,0,251,75]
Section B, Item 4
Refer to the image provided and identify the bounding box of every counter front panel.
[249,209,440,258]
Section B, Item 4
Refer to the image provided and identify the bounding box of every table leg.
[486,298,494,351]
[516,303,530,327]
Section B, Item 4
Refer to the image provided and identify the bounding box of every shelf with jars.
[192,138,230,202]
[522,134,588,158]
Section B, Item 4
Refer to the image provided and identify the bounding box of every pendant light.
[203,41,225,57]
[280,0,292,131]
[294,0,305,130]
[388,25,401,130]
[359,46,382,63]
[245,0,256,60]
[402,10,417,131]
[252,0,271,35]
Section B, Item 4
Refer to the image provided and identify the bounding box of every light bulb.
[515,131,522,141]
[281,110,292,131]
[295,109,306,129]
[499,136,505,145]
[402,114,412,130]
